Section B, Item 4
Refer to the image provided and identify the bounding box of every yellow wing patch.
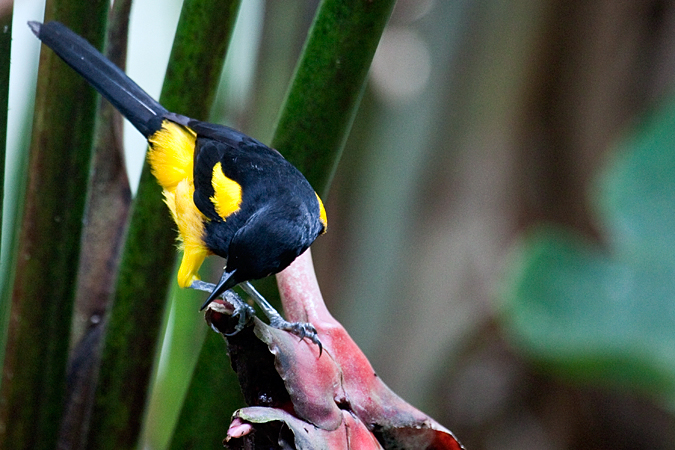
[164,179,210,287]
[210,162,242,220]
[316,192,328,233]
[147,120,196,190]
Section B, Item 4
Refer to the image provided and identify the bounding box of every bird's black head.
[226,201,321,283]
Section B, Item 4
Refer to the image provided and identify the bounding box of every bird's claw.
[224,300,256,336]
[192,280,254,335]
[192,280,323,354]
[239,281,323,355]
[268,317,323,355]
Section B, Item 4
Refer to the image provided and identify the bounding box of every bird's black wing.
[193,138,227,222]
[189,121,286,161]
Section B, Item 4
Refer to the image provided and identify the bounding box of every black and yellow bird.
[30,21,327,341]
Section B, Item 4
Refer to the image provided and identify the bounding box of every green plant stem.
[71,0,132,348]
[58,1,133,448]
[0,5,11,242]
[0,2,13,394]
[85,1,241,449]
[272,0,396,195]
[168,330,244,449]
[0,2,109,449]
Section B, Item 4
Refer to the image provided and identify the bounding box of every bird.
[29,20,327,344]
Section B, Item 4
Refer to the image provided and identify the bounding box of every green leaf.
[597,98,675,259]
[0,2,109,448]
[167,330,244,449]
[272,0,396,194]
[0,7,10,237]
[59,2,133,448]
[501,95,675,403]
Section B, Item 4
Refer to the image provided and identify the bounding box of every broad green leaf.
[597,98,675,259]
[501,95,675,404]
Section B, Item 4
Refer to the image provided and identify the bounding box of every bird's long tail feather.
[29,21,168,137]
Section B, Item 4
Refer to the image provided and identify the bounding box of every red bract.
[207,250,464,450]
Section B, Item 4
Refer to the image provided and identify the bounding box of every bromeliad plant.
[208,250,463,449]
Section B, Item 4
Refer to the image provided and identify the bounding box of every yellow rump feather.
[164,179,209,288]
[147,120,196,191]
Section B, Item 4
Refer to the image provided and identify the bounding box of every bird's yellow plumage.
[210,162,242,220]
[148,120,209,287]
[147,120,195,190]
[315,193,328,232]
[163,180,209,287]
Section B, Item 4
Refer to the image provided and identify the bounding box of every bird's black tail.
[29,21,168,137]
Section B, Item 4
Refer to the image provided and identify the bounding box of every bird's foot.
[190,280,322,353]
[240,281,322,354]
[267,315,322,354]
[225,294,256,335]
[190,280,255,334]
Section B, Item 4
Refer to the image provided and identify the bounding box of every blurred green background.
[3,0,675,449]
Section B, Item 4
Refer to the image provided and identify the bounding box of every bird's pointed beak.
[200,269,237,311]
